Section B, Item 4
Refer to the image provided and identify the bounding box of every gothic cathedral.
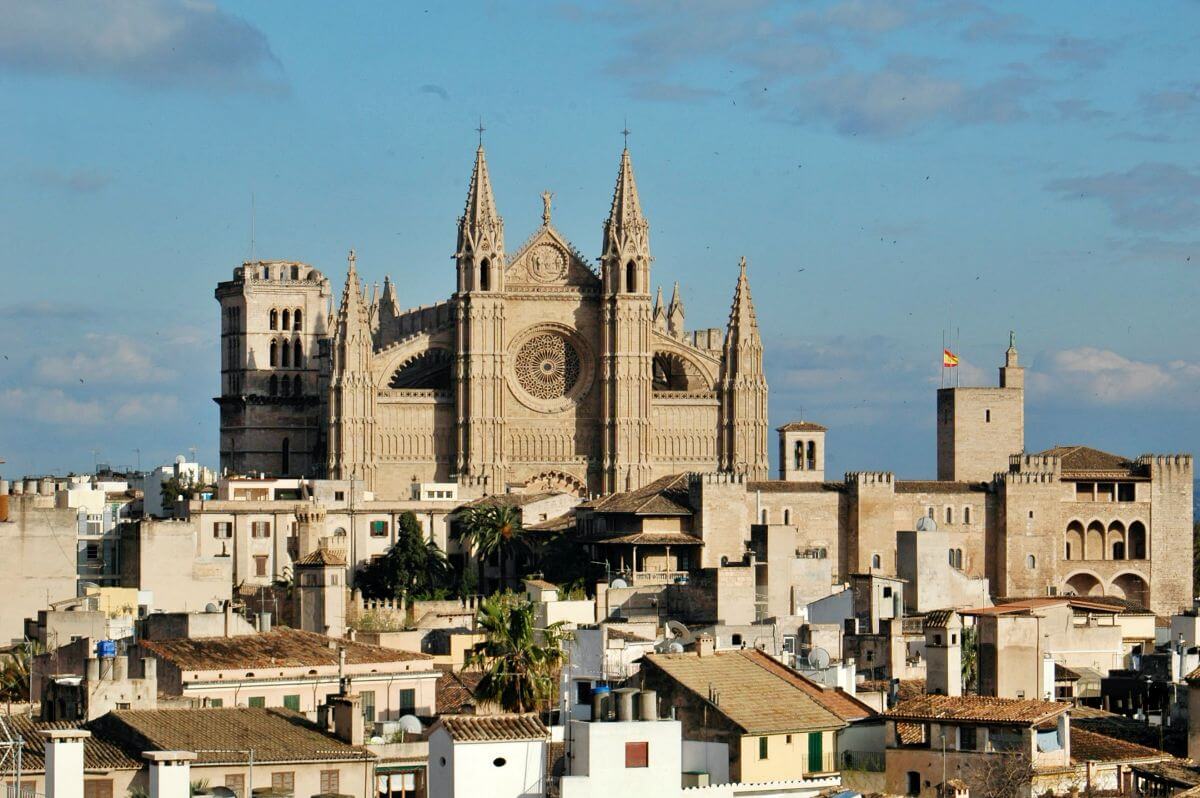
[215,145,769,498]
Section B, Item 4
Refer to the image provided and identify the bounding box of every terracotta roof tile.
[1070,729,1167,763]
[459,492,567,510]
[777,421,827,432]
[586,474,692,515]
[597,531,703,545]
[885,695,1066,726]
[743,650,876,721]
[0,716,142,772]
[435,668,484,715]
[923,610,957,628]
[436,714,548,742]
[894,481,989,494]
[643,650,847,734]
[960,597,1120,617]
[294,548,347,567]
[92,707,371,765]
[141,628,432,671]
[1035,445,1139,476]
[745,481,843,494]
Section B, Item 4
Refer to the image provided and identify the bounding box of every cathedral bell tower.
[599,146,654,493]
[327,250,377,489]
[718,257,769,480]
[453,143,507,489]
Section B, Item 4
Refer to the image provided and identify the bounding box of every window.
[907,772,921,797]
[225,775,244,798]
[794,441,803,470]
[807,440,816,470]
[964,506,971,524]
[115,702,130,710]
[1118,483,1135,502]
[731,634,743,647]
[270,773,294,795]
[960,726,977,750]
[281,309,290,331]
[319,771,339,794]
[283,694,300,711]
[927,506,934,519]
[480,259,491,291]
[251,521,271,538]
[933,634,943,645]
[293,339,303,368]
[576,681,594,706]
[945,506,953,524]
[85,542,100,560]
[290,265,299,280]
[370,520,389,537]
[626,261,637,293]
[213,522,232,539]
[493,757,507,767]
[247,696,265,708]
[254,556,268,577]
[882,586,893,598]
[760,509,768,524]
[293,309,303,331]
[334,491,345,501]
[783,508,791,524]
[83,781,113,798]
[625,741,649,768]
[871,554,881,569]
[1026,554,1036,569]
[786,734,792,744]
[269,309,278,330]
[269,339,278,367]
[398,688,415,715]
[209,698,223,708]
[361,690,376,722]
[758,736,768,760]
[985,409,991,423]
[280,339,290,367]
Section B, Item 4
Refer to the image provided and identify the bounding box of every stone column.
[144,751,197,798]
[42,730,90,798]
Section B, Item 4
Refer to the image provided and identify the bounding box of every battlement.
[294,504,327,523]
[1137,453,1194,473]
[845,471,894,486]
[1009,453,1061,474]
[999,470,1058,485]
[688,472,747,486]
[389,299,455,337]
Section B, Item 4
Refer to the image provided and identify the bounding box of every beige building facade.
[216,145,769,498]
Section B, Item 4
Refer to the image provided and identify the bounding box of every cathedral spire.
[337,249,370,336]
[667,281,685,336]
[653,285,666,332]
[601,146,650,293]
[726,256,760,343]
[457,144,504,260]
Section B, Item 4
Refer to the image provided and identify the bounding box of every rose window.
[515,333,581,400]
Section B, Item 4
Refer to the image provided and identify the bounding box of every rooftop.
[435,714,548,742]
[93,707,370,765]
[1,717,141,773]
[597,531,703,546]
[1070,728,1166,764]
[584,474,692,516]
[959,597,1121,617]
[885,695,1066,726]
[1035,445,1140,477]
[141,627,433,671]
[458,491,567,510]
[435,667,484,715]
[777,421,827,432]
[294,548,347,567]
[643,649,847,734]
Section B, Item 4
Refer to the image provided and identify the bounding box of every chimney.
[42,729,90,798]
[696,633,715,657]
[223,601,233,638]
[144,751,196,798]
[328,693,365,745]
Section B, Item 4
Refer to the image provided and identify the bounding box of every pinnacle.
[607,147,646,233]
[727,256,760,340]
[462,145,500,230]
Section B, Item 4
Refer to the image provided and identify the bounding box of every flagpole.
[941,329,945,389]
[956,326,961,387]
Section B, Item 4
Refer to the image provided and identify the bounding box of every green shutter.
[807,732,823,772]
[248,696,265,708]
[283,694,300,711]
[758,736,768,760]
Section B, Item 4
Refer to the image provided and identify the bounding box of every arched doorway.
[1065,572,1104,597]
[1085,521,1104,560]
[1128,521,1147,560]
[1111,572,1150,609]
[1107,521,1126,560]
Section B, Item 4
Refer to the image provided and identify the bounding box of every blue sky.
[1,0,1198,479]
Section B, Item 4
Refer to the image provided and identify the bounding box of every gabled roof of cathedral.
[1035,445,1138,476]
[584,473,692,516]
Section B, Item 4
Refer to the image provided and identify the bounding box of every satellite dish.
[205,603,219,613]
[806,647,831,670]
[398,715,423,734]
[666,620,695,645]
[210,788,237,798]
[668,642,685,653]
[915,516,938,533]
[609,577,629,589]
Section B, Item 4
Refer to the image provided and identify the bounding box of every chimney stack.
[42,730,90,798]
[696,633,715,657]
[144,751,197,798]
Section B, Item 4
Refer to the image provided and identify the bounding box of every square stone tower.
[937,335,1024,482]
[777,421,826,482]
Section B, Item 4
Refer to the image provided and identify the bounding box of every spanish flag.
[943,349,959,368]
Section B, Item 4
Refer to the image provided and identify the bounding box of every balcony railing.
[805,751,840,775]
[841,750,885,772]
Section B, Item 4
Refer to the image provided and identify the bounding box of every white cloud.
[0,0,285,93]
[0,387,104,426]
[1029,347,1200,406]
[35,333,170,385]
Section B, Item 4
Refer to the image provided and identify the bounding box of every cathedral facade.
[215,146,769,498]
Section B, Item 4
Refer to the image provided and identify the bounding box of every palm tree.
[456,504,528,592]
[466,595,565,713]
[0,642,41,706]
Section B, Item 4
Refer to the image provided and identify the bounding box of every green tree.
[961,624,979,694]
[356,512,451,600]
[456,504,529,592]
[466,595,565,713]
[160,475,194,509]
[0,642,42,704]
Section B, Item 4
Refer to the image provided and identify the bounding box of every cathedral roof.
[777,421,827,432]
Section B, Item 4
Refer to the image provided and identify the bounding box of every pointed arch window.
[293,339,303,368]
[871,554,881,570]
[282,309,290,331]
[293,309,303,331]
[269,309,278,330]
[480,258,491,291]
[281,437,290,474]
[794,441,804,470]
[807,441,816,470]
[269,339,278,367]
[280,339,290,367]
[268,375,278,396]
[626,261,637,293]
[292,375,303,396]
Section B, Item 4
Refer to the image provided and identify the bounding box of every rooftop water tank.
[96,639,117,659]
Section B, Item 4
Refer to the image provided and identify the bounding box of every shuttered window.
[625,741,648,768]
[320,771,340,794]
[271,772,294,794]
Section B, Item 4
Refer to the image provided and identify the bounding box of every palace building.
[214,145,768,498]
